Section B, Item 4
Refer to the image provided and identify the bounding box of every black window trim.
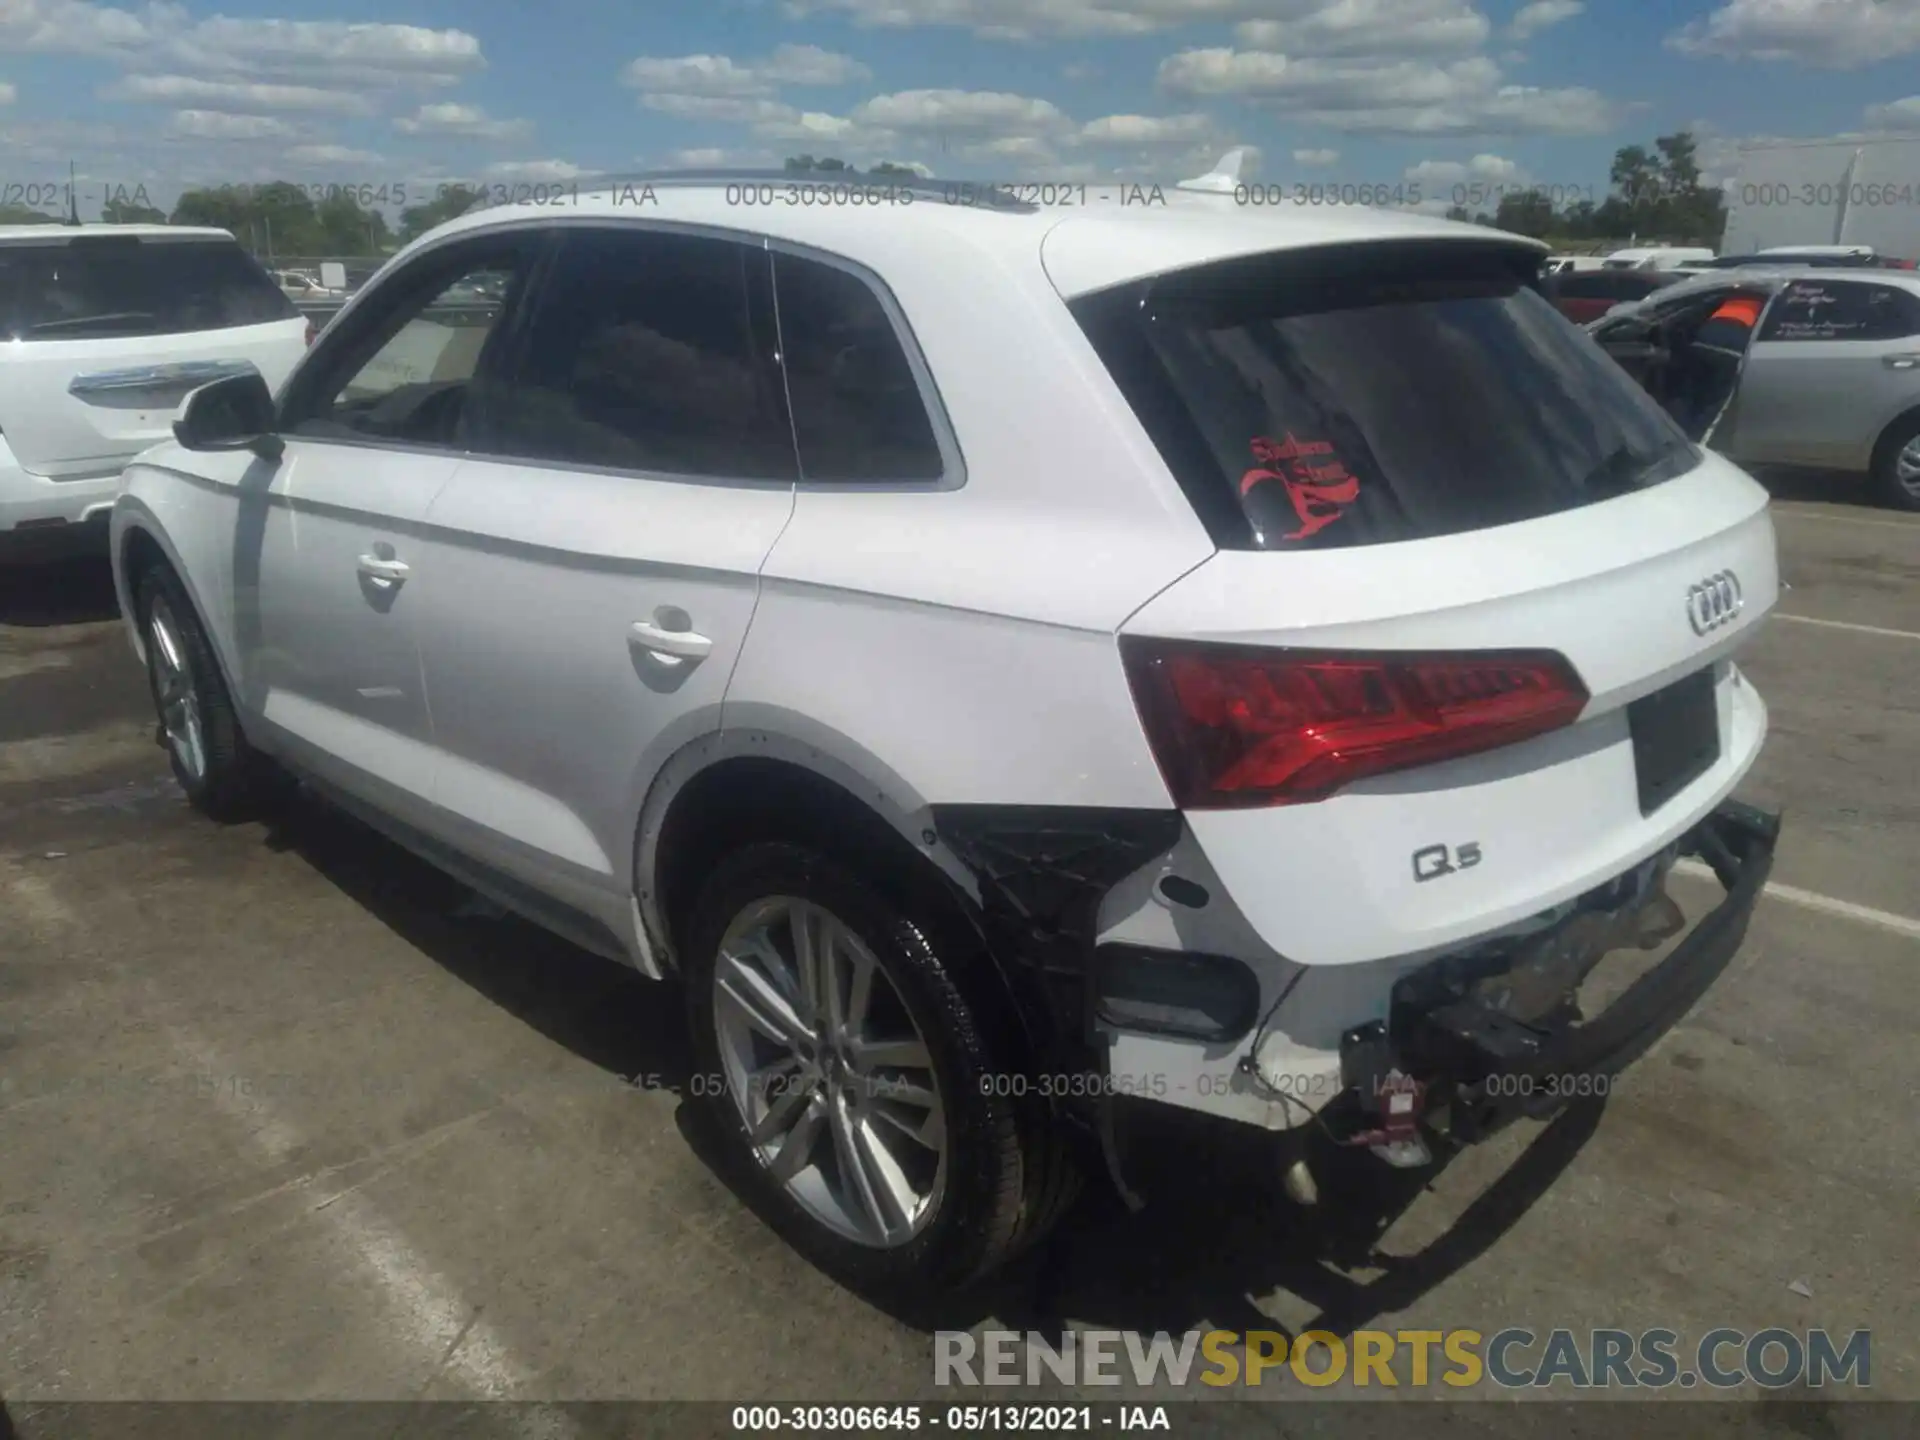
[763,236,966,492]
[275,225,549,459]
[459,219,799,492]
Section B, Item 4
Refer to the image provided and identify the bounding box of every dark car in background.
[1544,267,1685,324]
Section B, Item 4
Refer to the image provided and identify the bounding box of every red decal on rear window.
[1240,433,1360,540]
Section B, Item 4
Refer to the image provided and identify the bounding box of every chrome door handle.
[1883,354,1920,370]
[628,620,712,662]
[357,555,410,587]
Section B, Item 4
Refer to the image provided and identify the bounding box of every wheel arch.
[112,503,237,701]
[1868,402,1920,474]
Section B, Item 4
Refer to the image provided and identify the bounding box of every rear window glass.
[1071,244,1699,551]
[0,236,297,341]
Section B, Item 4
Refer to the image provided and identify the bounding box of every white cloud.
[1077,112,1217,146]
[482,159,585,182]
[0,81,14,105]
[621,44,869,97]
[164,18,485,88]
[100,73,376,114]
[755,109,862,143]
[1404,152,1526,182]
[1293,146,1339,165]
[282,143,386,166]
[1158,49,1617,135]
[394,102,532,140]
[1509,0,1581,40]
[166,109,297,140]
[851,87,1074,137]
[0,0,165,55]
[643,94,801,124]
[1235,0,1491,57]
[758,42,872,85]
[1866,96,1920,130]
[0,3,486,89]
[1669,0,1920,68]
[1063,61,1099,79]
[782,0,1493,42]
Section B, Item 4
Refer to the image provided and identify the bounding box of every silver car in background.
[1589,266,1920,509]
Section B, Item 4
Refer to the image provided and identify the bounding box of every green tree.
[315,190,390,253]
[102,198,167,224]
[397,185,479,243]
[0,202,58,225]
[784,155,857,172]
[1445,204,1473,222]
[1494,190,1555,238]
[869,161,920,176]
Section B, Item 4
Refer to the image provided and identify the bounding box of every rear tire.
[683,841,1059,1294]
[1869,413,1920,511]
[134,563,282,822]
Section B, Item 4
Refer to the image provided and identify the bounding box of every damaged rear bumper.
[1374,798,1779,1145]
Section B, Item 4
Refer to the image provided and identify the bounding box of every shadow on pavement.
[0,543,121,628]
[259,791,694,1096]
[254,785,1603,1348]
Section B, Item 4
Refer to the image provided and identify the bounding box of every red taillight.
[304,319,317,346]
[1121,639,1590,808]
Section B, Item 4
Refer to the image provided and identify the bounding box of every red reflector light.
[1121,639,1590,808]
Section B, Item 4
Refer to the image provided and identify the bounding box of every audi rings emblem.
[1687,570,1743,636]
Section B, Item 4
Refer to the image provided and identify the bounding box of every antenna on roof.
[65,160,82,226]
[1176,147,1257,195]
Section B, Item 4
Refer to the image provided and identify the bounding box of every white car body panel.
[1121,457,1775,967]
[413,456,795,916]
[109,177,1782,1143]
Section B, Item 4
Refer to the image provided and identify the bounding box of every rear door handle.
[357,555,410,587]
[1883,354,1920,370]
[629,620,712,662]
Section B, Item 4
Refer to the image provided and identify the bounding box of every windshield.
[1070,242,1699,551]
[0,235,297,341]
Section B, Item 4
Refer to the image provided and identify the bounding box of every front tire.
[684,841,1038,1293]
[1869,413,1920,511]
[135,564,280,821]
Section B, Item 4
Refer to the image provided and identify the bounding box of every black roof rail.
[460,167,1040,215]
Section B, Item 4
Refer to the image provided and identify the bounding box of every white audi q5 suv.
[111,157,1780,1294]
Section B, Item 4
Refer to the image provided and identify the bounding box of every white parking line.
[2,864,578,1428]
[1774,612,1920,642]
[1674,859,1920,941]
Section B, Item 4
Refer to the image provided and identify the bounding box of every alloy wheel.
[710,896,947,1248]
[1895,436,1920,498]
[147,595,207,782]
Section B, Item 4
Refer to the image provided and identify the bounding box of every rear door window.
[0,234,297,340]
[1071,242,1699,551]
[1757,279,1920,342]
[771,252,945,482]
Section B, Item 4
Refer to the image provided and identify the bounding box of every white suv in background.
[109,163,1782,1295]
[0,224,308,544]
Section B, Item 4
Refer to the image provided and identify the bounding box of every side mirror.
[173,370,284,460]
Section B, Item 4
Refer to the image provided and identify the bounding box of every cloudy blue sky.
[4,0,1920,213]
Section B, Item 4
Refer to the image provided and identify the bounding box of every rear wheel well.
[1870,405,1920,469]
[649,757,1028,1043]
[119,526,170,601]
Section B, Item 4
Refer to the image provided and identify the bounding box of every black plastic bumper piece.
[1393,799,1780,1143]
[928,805,1183,1084]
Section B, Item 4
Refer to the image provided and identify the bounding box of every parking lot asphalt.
[1,493,1916,1430]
